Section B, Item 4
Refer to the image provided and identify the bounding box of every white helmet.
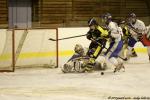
[74,44,84,55]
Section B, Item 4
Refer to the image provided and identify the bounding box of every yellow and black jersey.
[86,25,109,41]
[86,25,109,59]
[97,26,109,38]
[122,26,131,41]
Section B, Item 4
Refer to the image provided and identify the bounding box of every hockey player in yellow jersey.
[61,18,110,73]
[118,20,131,60]
[86,18,109,63]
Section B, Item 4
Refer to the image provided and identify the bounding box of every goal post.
[0,28,58,72]
[0,29,15,72]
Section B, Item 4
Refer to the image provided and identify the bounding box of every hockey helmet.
[102,13,112,20]
[101,13,112,24]
[127,13,137,24]
[128,13,136,18]
[74,44,84,55]
[88,18,98,26]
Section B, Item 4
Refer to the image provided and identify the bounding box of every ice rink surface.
[0,56,150,100]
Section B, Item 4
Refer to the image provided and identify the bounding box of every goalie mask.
[74,44,84,55]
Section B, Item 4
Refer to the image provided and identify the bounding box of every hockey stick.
[91,38,127,61]
[49,34,86,41]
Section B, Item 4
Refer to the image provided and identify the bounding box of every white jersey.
[129,19,146,40]
[118,27,123,37]
[108,21,121,42]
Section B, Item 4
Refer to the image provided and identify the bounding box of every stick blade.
[48,38,57,41]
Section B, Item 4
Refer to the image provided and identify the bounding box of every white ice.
[0,54,150,100]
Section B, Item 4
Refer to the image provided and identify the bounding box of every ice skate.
[114,63,125,73]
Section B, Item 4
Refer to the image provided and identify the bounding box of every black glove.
[86,32,92,40]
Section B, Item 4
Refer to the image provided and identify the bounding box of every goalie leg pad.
[74,60,94,73]
[62,62,74,73]
[74,60,85,73]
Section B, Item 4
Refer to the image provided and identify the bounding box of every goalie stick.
[48,34,86,41]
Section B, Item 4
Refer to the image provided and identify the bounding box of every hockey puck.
[101,72,104,75]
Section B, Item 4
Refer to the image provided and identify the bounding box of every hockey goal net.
[0,28,58,72]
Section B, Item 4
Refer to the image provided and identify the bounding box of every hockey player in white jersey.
[102,13,125,72]
[126,13,150,61]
